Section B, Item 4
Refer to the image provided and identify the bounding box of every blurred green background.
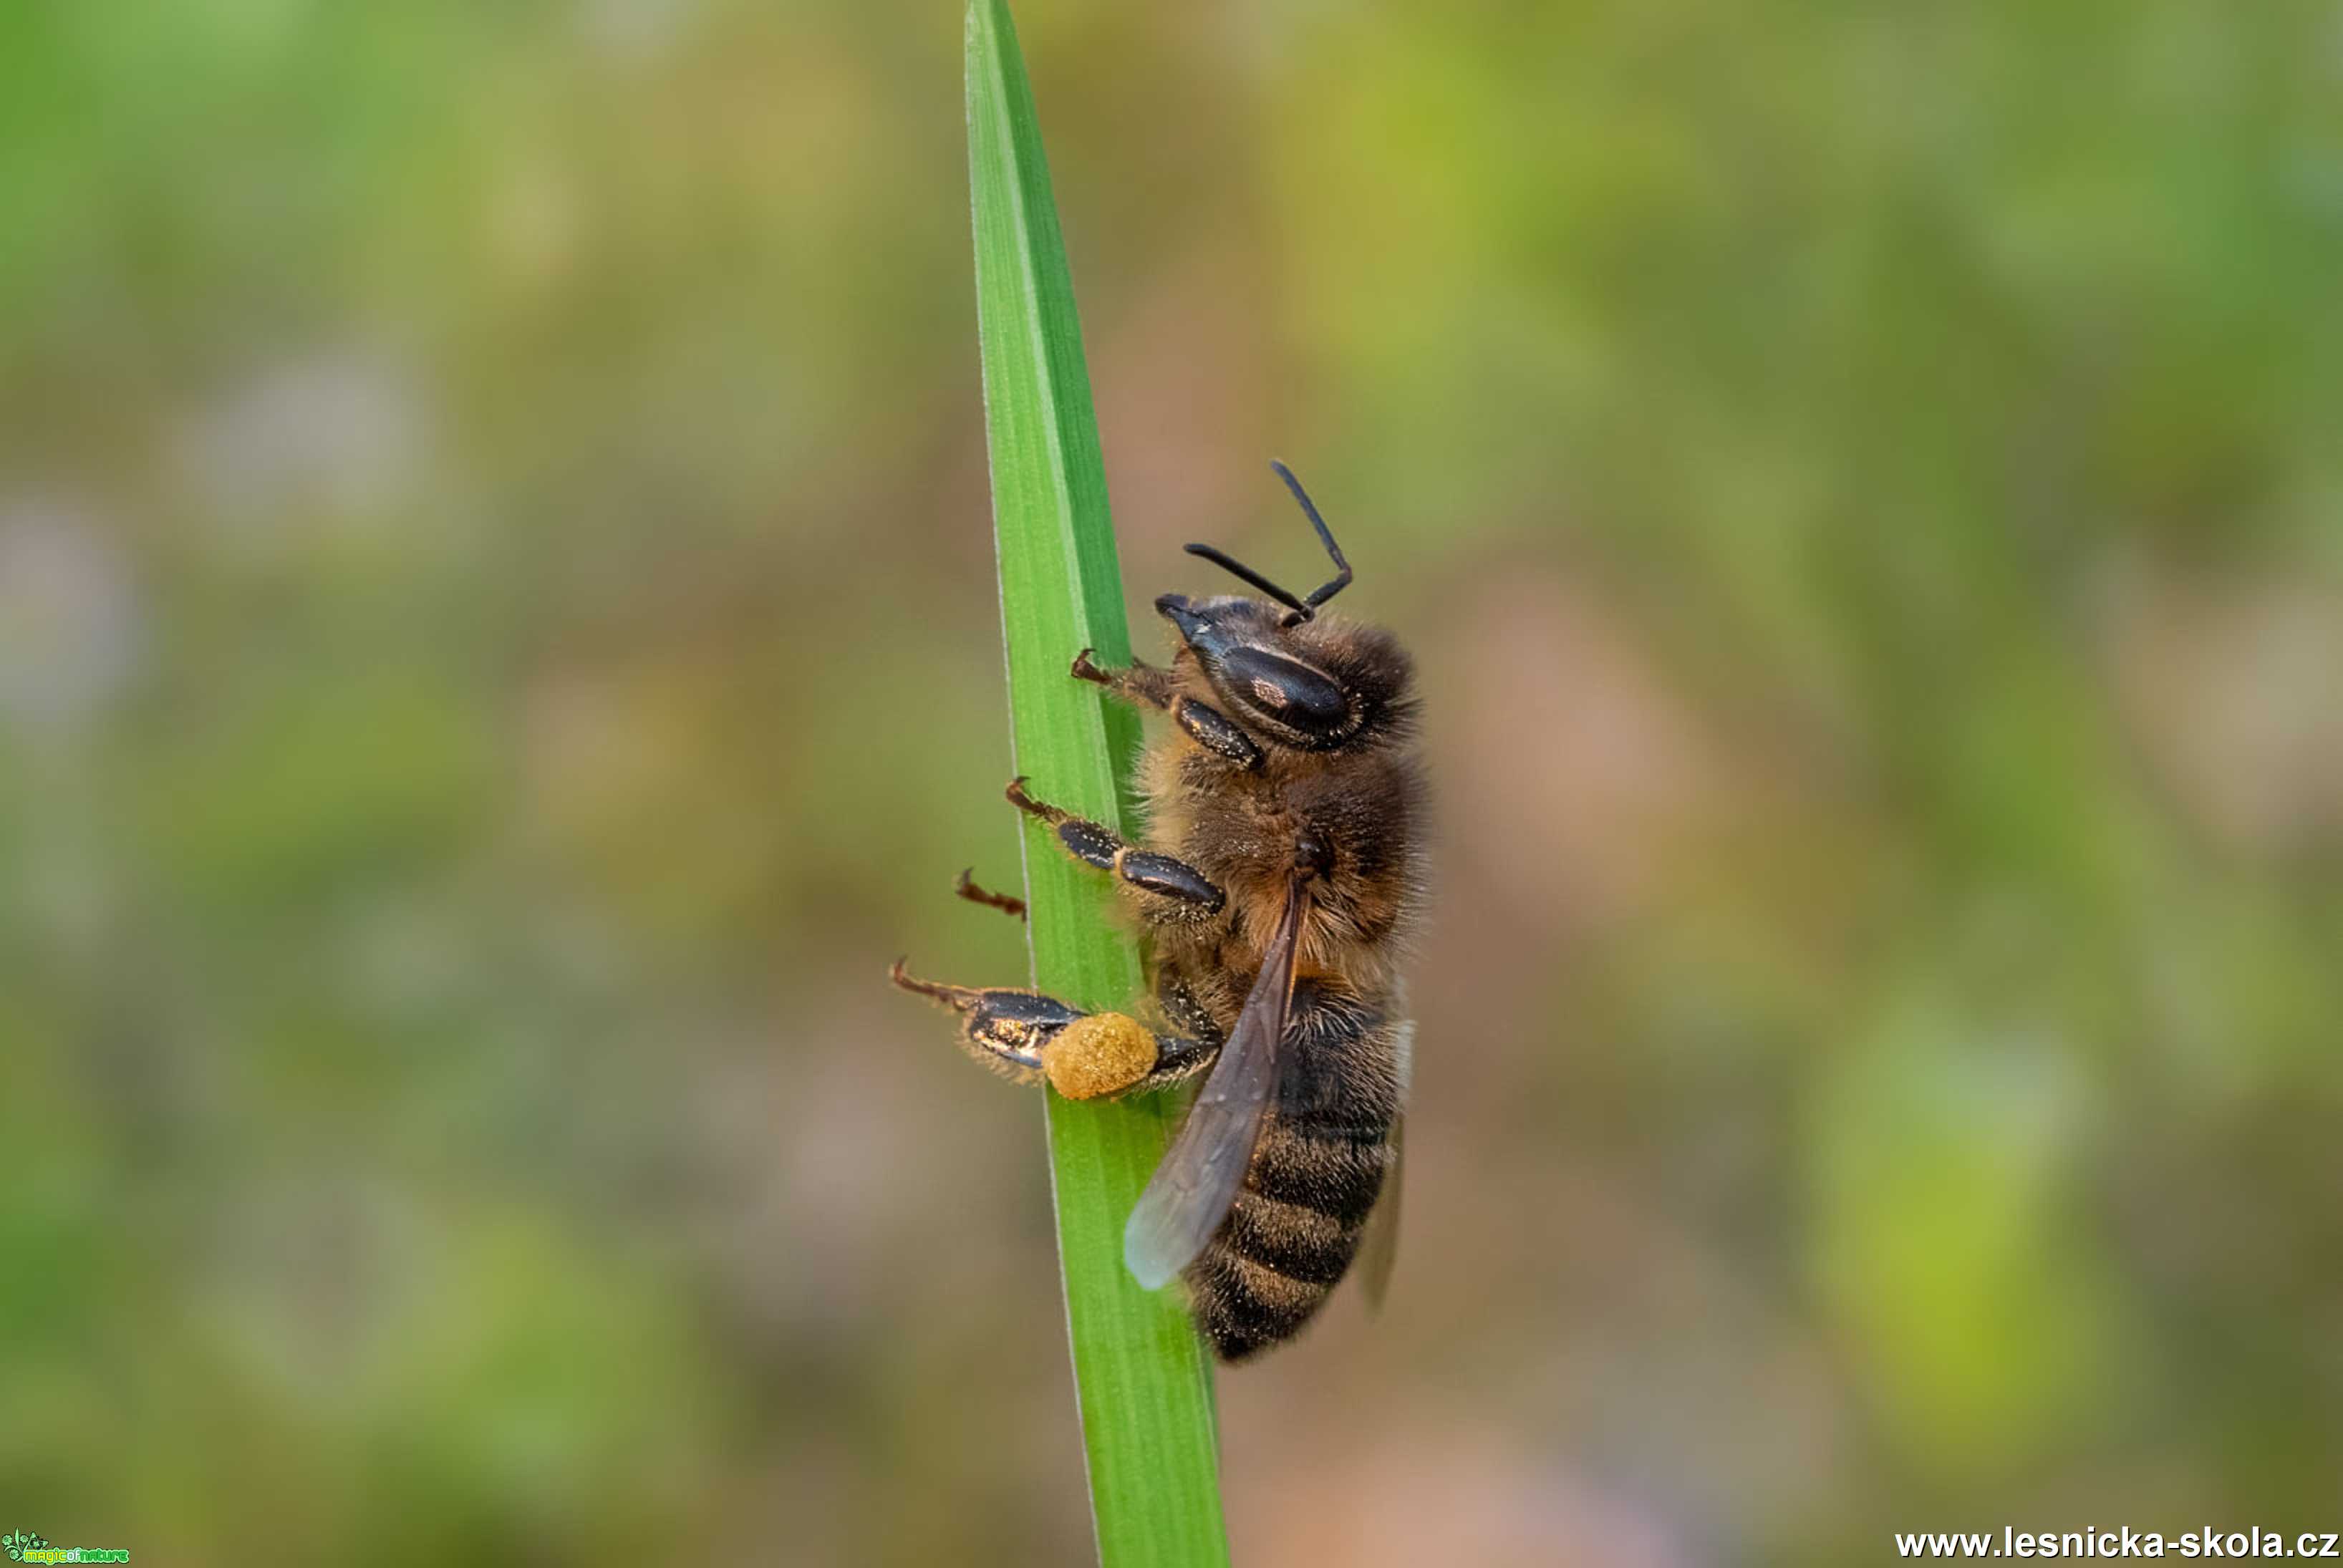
[4,1,2341,1563]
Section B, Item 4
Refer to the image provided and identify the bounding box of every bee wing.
[1358,1017,1412,1312]
[1358,1110,1404,1313]
[1123,879,1311,1290]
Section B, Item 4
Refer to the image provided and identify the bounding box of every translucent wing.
[1358,1110,1404,1312]
[1358,1018,1412,1312]
[1124,880,1310,1290]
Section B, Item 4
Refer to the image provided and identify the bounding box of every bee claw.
[955,868,1027,919]
[1071,648,1106,684]
[889,957,975,1010]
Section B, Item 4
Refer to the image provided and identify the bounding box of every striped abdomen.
[1182,992,1404,1362]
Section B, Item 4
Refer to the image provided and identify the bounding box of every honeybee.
[892,463,1425,1361]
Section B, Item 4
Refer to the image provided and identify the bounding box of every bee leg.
[890,959,1074,1085]
[1132,974,1224,1093]
[889,959,1215,1100]
[1171,697,1265,770]
[1121,1031,1218,1095]
[1154,969,1226,1045]
[1005,778,1226,912]
[953,868,1025,919]
[1071,651,1263,770]
[1071,649,1176,709]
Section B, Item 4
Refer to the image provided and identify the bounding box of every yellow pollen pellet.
[1043,1012,1157,1100]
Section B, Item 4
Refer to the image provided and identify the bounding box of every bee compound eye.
[1217,647,1351,739]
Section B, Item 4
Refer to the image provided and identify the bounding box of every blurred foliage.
[1,1,2339,1564]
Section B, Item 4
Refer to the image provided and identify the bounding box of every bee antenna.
[1270,460,1352,625]
[1181,462,1356,627]
[1182,543,1309,616]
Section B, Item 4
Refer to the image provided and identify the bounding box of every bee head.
[1159,464,1411,752]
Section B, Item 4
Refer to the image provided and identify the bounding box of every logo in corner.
[0,1532,126,1564]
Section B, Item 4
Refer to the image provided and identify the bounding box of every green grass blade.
[964,1,1231,1564]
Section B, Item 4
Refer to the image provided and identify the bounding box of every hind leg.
[889,960,1217,1099]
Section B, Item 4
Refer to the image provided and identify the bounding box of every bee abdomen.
[1223,1189,1355,1284]
[1182,1115,1393,1361]
[1245,1114,1393,1227]
[1187,1237,1335,1363]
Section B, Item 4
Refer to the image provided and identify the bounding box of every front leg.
[1072,649,1262,770]
[1005,777,1225,914]
[889,961,1217,1098]
[1072,647,1177,708]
